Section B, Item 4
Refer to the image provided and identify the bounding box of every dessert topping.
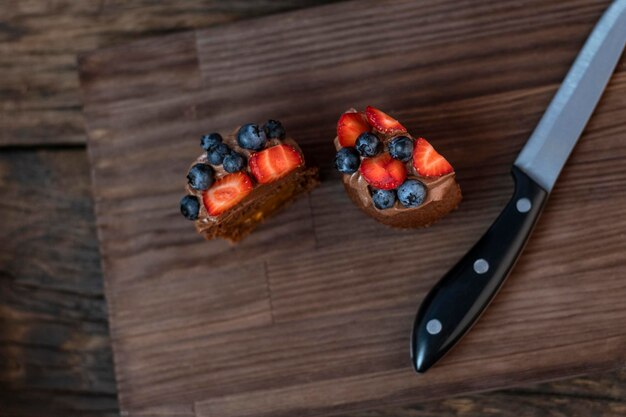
[359,153,407,190]
[355,132,382,157]
[334,147,361,174]
[388,136,414,162]
[397,179,427,208]
[237,123,268,151]
[262,119,286,140]
[412,138,454,177]
[371,188,397,210]
[223,152,246,173]
[203,172,254,216]
[337,112,371,147]
[201,133,223,150]
[187,163,215,191]
[207,142,231,165]
[365,106,407,134]
[249,144,303,184]
[180,195,200,220]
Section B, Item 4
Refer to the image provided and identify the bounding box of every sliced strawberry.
[365,106,407,134]
[203,172,253,216]
[359,153,407,190]
[412,138,454,177]
[337,112,371,147]
[249,144,303,184]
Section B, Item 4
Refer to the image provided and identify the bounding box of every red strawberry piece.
[412,138,454,177]
[249,144,303,184]
[359,153,407,190]
[337,112,371,147]
[203,172,253,216]
[365,106,407,134]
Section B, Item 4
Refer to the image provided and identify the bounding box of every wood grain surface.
[0,0,339,146]
[0,149,118,416]
[1,150,625,417]
[78,0,626,416]
[0,1,625,416]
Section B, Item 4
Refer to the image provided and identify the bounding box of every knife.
[411,0,626,373]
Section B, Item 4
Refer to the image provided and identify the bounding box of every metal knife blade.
[515,0,626,192]
[411,0,626,373]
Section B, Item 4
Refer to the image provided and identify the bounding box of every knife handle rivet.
[473,258,489,274]
[426,319,442,335]
[516,198,532,213]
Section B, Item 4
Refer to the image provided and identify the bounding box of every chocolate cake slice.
[180,120,319,242]
[333,106,461,228]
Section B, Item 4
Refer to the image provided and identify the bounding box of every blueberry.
[388,136,414,162]
[371,188,396,210]
[334,147,361,174]
[262,119,286,140]
[200,133,223,151]
[187,163,214,191]
[207,143,230,165]
[223,152,246,173]
[180,195,200,220]
[237,123,268,151]
[397,179,427,208]
[355,132,382,157]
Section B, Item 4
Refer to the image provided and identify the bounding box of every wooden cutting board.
[79,0,626,415]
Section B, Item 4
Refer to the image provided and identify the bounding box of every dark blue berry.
[262,119,286,139]
[200,133,223,150]
[207,143,230,165]
[355,132,382,157]
[388,136,414,162]
[237,123,268,151]
[223,152,246,173]
[180,195,200,220]
[334,147,361,174]
[187,163,214,191]
[371,188,396,210]
[397,179,427,208]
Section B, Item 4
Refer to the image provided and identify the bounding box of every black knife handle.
[411,166,548,373]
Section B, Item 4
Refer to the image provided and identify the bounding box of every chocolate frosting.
[333,115,457,218]
[186,128,303,225]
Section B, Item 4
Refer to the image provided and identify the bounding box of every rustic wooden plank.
[194,344,626,417]
[78,32,202,108]
[0,0,342,146]
[78,0,626,416]
[271,75,626,323]
[351,369,626,417]
[0,149,118,416]
[110,260,274,339]
[0,149,623,417]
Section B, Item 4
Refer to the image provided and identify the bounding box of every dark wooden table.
[0,1,625,416]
